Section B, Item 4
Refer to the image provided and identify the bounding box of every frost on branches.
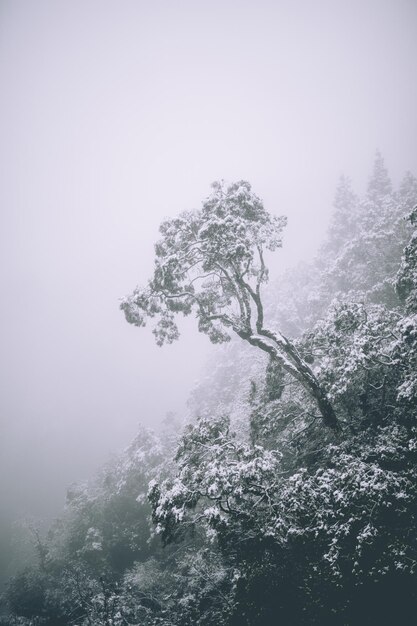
[149,415,417,619]
[121,180,339,429]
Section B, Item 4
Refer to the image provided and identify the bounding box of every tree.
[395,206,417,409]
[396,206,417,313]
[149,413,417,625]
[366,149,392,207]
[121,180,339,430]
[317,155,416,309]
[322,175,359,255]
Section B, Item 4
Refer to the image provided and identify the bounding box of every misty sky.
[1,0,416,526]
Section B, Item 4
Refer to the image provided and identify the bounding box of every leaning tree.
[121,180,339,430]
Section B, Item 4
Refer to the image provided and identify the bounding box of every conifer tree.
[324,175,359,253]
[366,149,392,205]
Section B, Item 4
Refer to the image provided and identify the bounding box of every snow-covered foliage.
[149,415,283,544]
[122,179,339,428]
[4,157,417,626]
[306,299,400,413]
[397,206,417,312]
[320,156,415,308]
[121,180,287,345]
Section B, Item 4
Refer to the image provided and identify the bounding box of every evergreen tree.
[366,149,393,206]
[323,175,359,254]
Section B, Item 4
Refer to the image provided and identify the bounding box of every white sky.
[0,0,416,521]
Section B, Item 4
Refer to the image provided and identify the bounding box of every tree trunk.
[245,329,339,431]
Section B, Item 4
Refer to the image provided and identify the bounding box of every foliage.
[121,180,287,345]
[4,156,417,625]
[2,426,172,626]
[121,178,339,428]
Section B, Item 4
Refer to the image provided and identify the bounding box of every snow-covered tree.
[121,180,339,430]
[394,206,417,409]
[396,206,417,313]
[319,155,415,308]
[322,175,360,255]
[365,149,393,207]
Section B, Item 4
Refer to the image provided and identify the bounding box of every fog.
[0,0,416,552]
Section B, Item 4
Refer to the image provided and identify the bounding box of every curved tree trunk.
[243,328,339,431]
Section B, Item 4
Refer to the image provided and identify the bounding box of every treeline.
[2,154,417,625]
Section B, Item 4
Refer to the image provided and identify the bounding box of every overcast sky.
[1,0,416,525]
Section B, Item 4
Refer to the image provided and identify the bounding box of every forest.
[1,153,417,625]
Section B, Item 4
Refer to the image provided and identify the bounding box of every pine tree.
[324,175,359,253]
[397,171,417,215]
[366,150,393,205]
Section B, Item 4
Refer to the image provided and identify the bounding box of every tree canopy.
[121,180,339,429]
[121,180,287,345]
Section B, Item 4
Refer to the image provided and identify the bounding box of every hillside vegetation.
[2,155,417,625]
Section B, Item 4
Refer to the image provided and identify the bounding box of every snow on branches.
[121,180,286,345]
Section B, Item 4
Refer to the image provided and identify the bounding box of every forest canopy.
[2,155,417,626]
